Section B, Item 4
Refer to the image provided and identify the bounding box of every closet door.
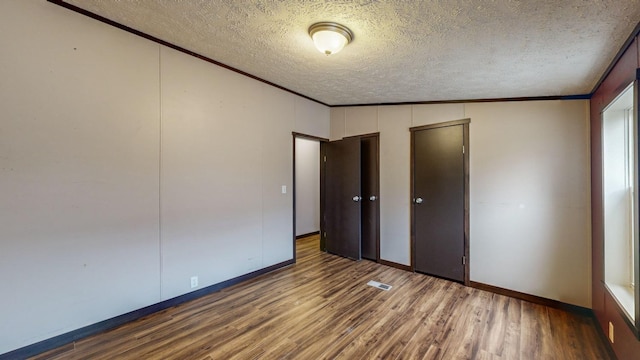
[325,138,362,260]
[361,136,379,261]
[412,120,468,283]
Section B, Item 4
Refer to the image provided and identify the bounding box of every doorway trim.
[409,118,470,285]
[292,132,329,262]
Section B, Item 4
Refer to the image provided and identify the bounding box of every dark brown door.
[325,138,361,260]
[361,136,379,261]
[413,124,465,282]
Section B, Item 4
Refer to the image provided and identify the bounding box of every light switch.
[281,185,287,194]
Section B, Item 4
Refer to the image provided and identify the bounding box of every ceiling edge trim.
[44,1,602,109]
[590,20,640,95]
[332,94,591,108]
[46,0,330,107]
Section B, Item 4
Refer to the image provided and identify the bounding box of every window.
[626,106,637,291]
[603,82,638,326]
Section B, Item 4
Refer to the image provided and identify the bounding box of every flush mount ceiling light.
[308,22,353,55]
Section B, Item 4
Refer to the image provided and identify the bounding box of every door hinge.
[324,155,327,162]
[462,145,465,154]
[462,256,466,265]
[323,232,327,238]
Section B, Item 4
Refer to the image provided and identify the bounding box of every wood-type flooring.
[32,235,611,359]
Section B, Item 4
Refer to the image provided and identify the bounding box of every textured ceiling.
[63,0,640,106]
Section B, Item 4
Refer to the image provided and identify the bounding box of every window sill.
[606,282,636,321]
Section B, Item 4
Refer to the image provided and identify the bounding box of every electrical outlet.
[608,322,614,343]
[190,276,198,289]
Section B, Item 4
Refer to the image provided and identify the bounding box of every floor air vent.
[367,280,392,291]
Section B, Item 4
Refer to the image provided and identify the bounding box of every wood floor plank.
[500,297,523,360]
[35,235,611,360]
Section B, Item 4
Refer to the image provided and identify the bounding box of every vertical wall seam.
[293,96,298,133]
[343,108,346,138]
[260,89,266,268]
[158,45,163,300]
[411,105,414,126]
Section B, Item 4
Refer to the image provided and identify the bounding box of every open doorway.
[292,132,379,263]
[295,137,321,238]
[292,132,328,260]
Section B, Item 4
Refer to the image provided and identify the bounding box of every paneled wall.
[590,36,640,360]
[3,0,634,357]
[0,0,329,354]
[331,100,592,308]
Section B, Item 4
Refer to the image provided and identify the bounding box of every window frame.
[601,75,640,338]
[635,72,640,333]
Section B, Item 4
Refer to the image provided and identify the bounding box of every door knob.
[413,197,423,204]
[352,196,362,202]
[369,195,377,201]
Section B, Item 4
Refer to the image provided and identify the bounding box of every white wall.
[295,138,320,236]
[0,0,329,354]
[331,100,592,307]
[378,106,411,265]
[467,101,591,308]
